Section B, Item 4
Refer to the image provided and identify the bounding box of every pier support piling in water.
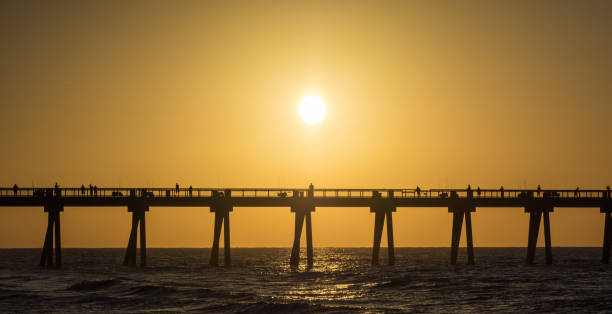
[290,194,315,267]
[123,204,148,267]
[210,189,233,267]
[448,204,476,265]
[371,192,396,266]
[525,206,553,264]
[40,204,63,267]
[601,208,612,264]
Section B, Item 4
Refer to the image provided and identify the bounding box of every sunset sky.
[1,1,611,248]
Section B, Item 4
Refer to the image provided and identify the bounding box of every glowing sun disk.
[299,96,326,124]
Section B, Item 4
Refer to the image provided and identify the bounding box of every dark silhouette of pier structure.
[1,186,612,267]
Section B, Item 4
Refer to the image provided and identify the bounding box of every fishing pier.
[1,186,611,268]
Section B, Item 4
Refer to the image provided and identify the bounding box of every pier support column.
[209,209,232,266]
[123,204,148,267]
[386,209,395,265]
[305,211,314,267]
[601,208,612,264]
[223,210,231,266]
[525,206,553,264]
[465,211,474,265]
[40,205,63,267]
[370,205,396,266]
[290,204,315,267]
[448,205,475,265]
[543,211,552,265]
[209,190,233,267]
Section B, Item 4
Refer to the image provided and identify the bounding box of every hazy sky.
[1,1,611,248]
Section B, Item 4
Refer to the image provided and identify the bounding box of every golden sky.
[1,1,611,248]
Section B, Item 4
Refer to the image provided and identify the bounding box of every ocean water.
[1,248,612,313]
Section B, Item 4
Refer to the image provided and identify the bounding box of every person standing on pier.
[467,185,473,198]
[81,184,85,195]
[500,185,504,198]
[477,186,481,196]
[416,186,421,197]
[13,184,18,196]
[189,185,193,197]
[175,183,179,196]
[94,185,98,196]
[54,182,60,197]
[309,183,314,197]
[89,184,93,196]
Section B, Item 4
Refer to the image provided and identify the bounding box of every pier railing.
[0,187,608,199]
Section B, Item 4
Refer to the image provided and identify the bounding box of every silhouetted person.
[575,186,580,197]
[309,183,314,197]
[537,185,541,196]
[477,186,481,196]
[189,185,193,197]
[13,184,18,195]
[54,182,60,197]
[467,184,473,198]
[94,185,98,196]
[416,186,421,197]
[176,183,179,196]
[89,184,93,196]
[500,185,504,198]
[81,184,85,195]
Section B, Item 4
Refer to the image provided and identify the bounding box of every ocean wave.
[122,284,177,296]
[67,279,119,291]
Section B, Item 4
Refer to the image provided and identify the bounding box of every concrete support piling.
[465,211,474,265]
[289,208,315,267]
[386,209,395,265]
[371,210,385,265]
[525,206,553,264]
[54,210,61,266]
[290,210,305,267]
[543,211,552,264]
[448,205,475,265]
[305,211,314,267]
[209,190,232,267]
[139,211,147,267]
[123,204,148,267]
[450,211,464,265]
[209,211,223,266]
[290,190,315,268]
[223,210,231,266]
[601,208,612,264]
[40,205,62,267]
[370,195,396,266]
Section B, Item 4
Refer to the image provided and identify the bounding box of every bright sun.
[299,96,326,124]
